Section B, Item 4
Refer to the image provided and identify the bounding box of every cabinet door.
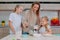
[0,28,4,39]
[0,27,9,39]
[3,27,9,35]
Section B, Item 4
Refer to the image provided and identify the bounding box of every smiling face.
[32,4,39,12]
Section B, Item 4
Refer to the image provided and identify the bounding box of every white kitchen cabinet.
[0,27,9,39]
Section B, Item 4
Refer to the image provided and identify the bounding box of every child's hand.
[42,32,51,34]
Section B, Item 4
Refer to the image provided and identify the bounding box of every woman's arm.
[22,11,29,28]
[37,16,40,26]
[8,20,15,34]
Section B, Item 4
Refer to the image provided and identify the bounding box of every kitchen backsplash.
[0,11,12,25]
[0,10,58,25]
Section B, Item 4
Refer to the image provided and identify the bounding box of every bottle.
[34,29,38,34]
[1,20,5,27]
[34,25,38,34]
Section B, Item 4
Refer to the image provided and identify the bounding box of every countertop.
[1,34,60,40]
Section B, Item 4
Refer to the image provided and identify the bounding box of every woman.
[9,5,23,34]
[22,2,40,35]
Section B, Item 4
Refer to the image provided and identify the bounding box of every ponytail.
[13,5,20,12]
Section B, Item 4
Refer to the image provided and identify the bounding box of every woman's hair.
[31,2,40,16]
[31,2,40,25]
[14,5,20,12]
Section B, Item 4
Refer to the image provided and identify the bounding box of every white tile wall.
[0,11,58,25]
[40,11,58,24]
[0,10,60,34]
[0,4,60,10]
[0,11,12,25]
[40,11,58,20]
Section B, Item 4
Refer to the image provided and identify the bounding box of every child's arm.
[8,20,15,34]
[41,29,52,34]
[47,25,52,34]
[47,29,52,34]
[44,26,52,34]
[42,25,52,34]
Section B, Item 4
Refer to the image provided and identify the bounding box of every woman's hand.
[23,21,29,28]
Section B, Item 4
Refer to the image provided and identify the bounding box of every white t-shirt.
[39,25,51,33]
[9,13,22,34]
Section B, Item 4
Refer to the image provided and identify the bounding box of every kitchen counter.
[0,26,60,39]
[1,34,60,40]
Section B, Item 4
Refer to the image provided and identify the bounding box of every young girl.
[9,5,23,34]
[38,16,52,34]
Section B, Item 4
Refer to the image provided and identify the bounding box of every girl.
[38,16,52,34]
[9,5,23,34]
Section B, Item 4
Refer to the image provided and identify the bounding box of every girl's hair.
[42,16,49,21]
[14,5,20,12]
[31,2,40,25]
[43,16,49,31]
[39,16,49,32]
